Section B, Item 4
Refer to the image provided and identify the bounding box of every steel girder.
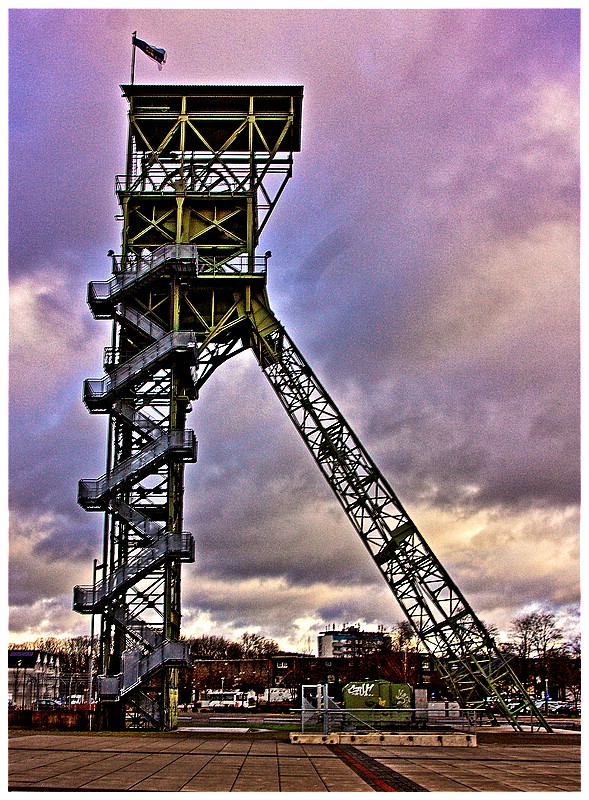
[75,85,303,731]
[75,83,552,735]
[246,308,552,732]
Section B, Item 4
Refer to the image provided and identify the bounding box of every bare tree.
[390,621,414,651]
[386,621,419,684]
[559,636,581,710]
[510,613,537,659]
[530,612,563,659]
[188,635,231,660]
[13,636,92,673]
[510,610,563,709]
[238,632,280,658]
[511,610,562,659]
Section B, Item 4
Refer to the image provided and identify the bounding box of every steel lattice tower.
[74,84,551,732]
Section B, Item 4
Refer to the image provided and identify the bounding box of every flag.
[133,36,167,70]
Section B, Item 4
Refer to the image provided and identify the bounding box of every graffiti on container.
[393,687,411,707]
[346,683,375,697]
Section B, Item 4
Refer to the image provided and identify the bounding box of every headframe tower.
[75,84,551,732]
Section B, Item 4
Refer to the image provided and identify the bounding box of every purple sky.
[9,8,580,651]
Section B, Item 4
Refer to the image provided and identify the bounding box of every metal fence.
[298,705,483,735]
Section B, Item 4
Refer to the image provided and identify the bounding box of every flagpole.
[130,31,137,85]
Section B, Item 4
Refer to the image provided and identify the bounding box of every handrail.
[78,429,197,505]
[115,304,167,341]
[84,331,197,406]
[88,244,199,306]
[115,165,251,195]
[298,705,480,735]
[73,532,194,611]
[109,497,164,541]
[127,690,161,725]
[111,402,161,441]
[120,641,191,694]
[95,641,191,703]
[114,608,163,651]
[121,641,190,694]
[87,246,268,310]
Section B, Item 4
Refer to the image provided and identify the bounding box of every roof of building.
[8,650,59,669]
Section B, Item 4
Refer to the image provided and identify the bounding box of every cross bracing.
[74,85,303,731]
[74,84,551,733]
[246,312,552,732]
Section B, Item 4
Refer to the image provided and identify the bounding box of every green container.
[342,681,412,724]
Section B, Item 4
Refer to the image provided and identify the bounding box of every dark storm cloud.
[9,401,105,530]
[10,267,109,519]
[8,7,580,645]
[363,369,580,512]
[277,61,580,512]
[9,10,124,277]
[184,360,380,587]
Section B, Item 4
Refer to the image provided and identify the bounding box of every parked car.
[506,698,529,712]
[32,699,61,710]
[546,701,574,715]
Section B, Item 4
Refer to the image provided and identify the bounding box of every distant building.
[190,652,315,701]
[317,626,390,658]
[8,650,60,708]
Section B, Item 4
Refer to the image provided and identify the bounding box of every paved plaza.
[8,729,581,792]
[353,735,582,792]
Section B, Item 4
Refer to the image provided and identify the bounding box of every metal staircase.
[113,608,164,651]
[83,332,197,411]
[95,642,192,728]
[74,243,200,728]
[111,401,162,442]
[115,303,168,340]
[73,533,194,612]
[78,430,197,507]
[87,245,200,318]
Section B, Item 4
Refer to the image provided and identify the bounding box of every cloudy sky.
[9,7,580,653]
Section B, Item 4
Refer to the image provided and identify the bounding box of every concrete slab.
[356,732,581,792]
[290,731,477,746]
[8,731,368,792]
[177,726,252,733]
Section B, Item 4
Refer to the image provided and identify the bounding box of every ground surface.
[8,728,581,792]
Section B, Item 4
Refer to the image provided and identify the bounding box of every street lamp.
[88,558,98,705]
[15,660,22,708]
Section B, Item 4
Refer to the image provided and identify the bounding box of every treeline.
[502,610,580,660]
[9,636,93,673]
[8,630,280,673]
[9,610,580,673]
[188,631,280,659]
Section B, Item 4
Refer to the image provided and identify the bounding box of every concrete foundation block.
[289,731,477,746]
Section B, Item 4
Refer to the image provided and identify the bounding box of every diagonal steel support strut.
[247,304,552,733]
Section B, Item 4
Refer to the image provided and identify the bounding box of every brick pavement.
[8,732,370,792]
[8,729,581,792]
[355,737,581,792]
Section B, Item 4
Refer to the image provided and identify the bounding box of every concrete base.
[177,727,253,733]
[290,731,477,746]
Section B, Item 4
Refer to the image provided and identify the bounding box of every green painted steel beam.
[245,306,552,733]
